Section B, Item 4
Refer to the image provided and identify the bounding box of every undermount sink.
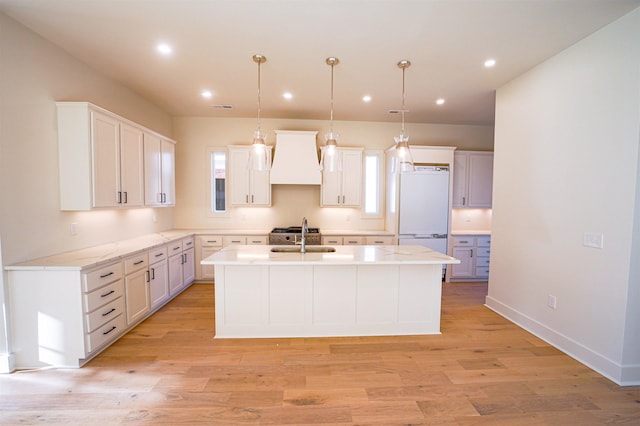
[270,246,336,253]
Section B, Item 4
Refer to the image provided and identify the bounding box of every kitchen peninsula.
[201,245,459,338]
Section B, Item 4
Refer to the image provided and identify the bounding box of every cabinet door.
[149,259,169,309]
[452,152,468,208]
[168,254,184,296]
[229,148,250,205]
[250,167,271,205]
[119,123,145,207]
[143,133,162,206]
[199,247,220,280]
[467,153,493,208]
[451,247,474,278]
[182,248,195,286]
[321,169,342,206]
[91,111,120,207]
[341,150,362,206]
[124,268,150,324]
[160,139,176,205]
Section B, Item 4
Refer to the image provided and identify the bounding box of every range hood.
[270,130,322,185]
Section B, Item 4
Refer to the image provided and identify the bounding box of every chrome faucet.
[299,216,309,253]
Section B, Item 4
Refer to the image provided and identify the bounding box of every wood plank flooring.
[1,282,639,425]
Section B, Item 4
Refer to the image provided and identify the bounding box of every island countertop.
[201,244,459,266]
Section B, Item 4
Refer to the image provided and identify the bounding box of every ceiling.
[1,0,639,126]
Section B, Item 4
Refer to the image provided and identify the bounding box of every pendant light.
[250,54,270,171]
[394,59,415,173]
[321,57,341,172]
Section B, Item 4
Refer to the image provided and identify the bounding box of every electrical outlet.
[547,294,557,309]
[70,222,78,236]
[583,233,604,249]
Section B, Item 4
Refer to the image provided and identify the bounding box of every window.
[210,150,227,213]
[363,151,383,216]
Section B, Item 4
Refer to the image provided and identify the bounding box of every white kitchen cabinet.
[168,237,195,295]
[57,102,147,210]
[322,236,343,245]
[229,146,271,206]
[321,147,363,207]
[123,252,150,324]
[343,236,364,245]
[365,236,395,245]
[196,235,223,281]
[449,235,491,281]
[148,246,169,309]
[144,132,176,206]
[452,151,493,208]
[6,232,196,369]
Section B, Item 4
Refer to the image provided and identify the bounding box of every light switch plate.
[583,232,604,249]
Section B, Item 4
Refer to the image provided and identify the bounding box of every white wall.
[173,116,493,231]
[0,13,175,371]
[487,8,640,385]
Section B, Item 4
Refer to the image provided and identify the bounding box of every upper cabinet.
[57,102,176,211]
[321,147,363,207]
[452,151,494,208]
[144,132,175,207]
[228,145,272,206]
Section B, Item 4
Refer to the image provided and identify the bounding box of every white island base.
[203,245,459,338]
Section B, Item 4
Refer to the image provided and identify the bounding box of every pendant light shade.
[321,57,341,173]
[394,59,415,173]
[250,54,270,171]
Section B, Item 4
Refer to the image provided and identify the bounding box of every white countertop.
[451,230,492,235]
[6,231,194,271]
[202,244,459,266]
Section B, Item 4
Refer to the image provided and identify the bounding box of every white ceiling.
[1,0,639,126]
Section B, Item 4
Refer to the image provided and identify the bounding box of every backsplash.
[451,208,492,232]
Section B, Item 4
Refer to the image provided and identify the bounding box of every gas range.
[269,226,321,245]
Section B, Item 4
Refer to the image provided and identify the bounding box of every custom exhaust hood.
[270,130,322,185]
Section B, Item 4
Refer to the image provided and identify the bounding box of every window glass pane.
[364,153,380,215]
[211,152,226,212]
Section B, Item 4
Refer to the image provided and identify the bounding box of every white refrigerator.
[397,166,450,257]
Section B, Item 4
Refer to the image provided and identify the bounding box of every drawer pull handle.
[375,240,384,244]
[134,260,144,265]
[103,326,117,335]
[173,246,180,251]
[155,253,164,258]
[99,271,114,279]
[102,308,116,317]
[101,290,115,298]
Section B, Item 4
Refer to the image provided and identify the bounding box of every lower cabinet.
[449,235,491,281]
[322,235,395,246]
[7,234,196,369]
[196,235,267,282]
[168,237,196,295]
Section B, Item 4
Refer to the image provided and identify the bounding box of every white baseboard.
[0,353,16,373]
[485,296,640,386]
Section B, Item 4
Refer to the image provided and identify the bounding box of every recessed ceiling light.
[156,43,173,56]
[201,90,212,99]
[436,98,445,105]
[484,58,496,68]
[362,95,372,102]
[283,92,293,100]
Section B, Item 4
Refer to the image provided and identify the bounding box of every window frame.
[362,149,384,218]
[207,147,229,216]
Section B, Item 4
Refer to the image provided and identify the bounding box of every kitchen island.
[201,245,458,338]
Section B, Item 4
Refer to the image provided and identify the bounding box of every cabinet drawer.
[322,236,343,245]
[365,236,394,245]
[86,313,126,354]
[223,236,246,246]
[182,237,195,250]
[199,235,222,247]
[452,236,474,247]
[149,246,168,264]
[476,236,491,247]
[343,236,364,245]
[247,236,267,245]
[124,253,148,274]
[84,279,124,313]
[84,262,123,292]
[85,296,125,333]
[476,247,491,257]
[476,257,490,267]
[168,240,183,255]
[475,266,490,277]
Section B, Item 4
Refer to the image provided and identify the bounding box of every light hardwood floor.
[1,282,638,425]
